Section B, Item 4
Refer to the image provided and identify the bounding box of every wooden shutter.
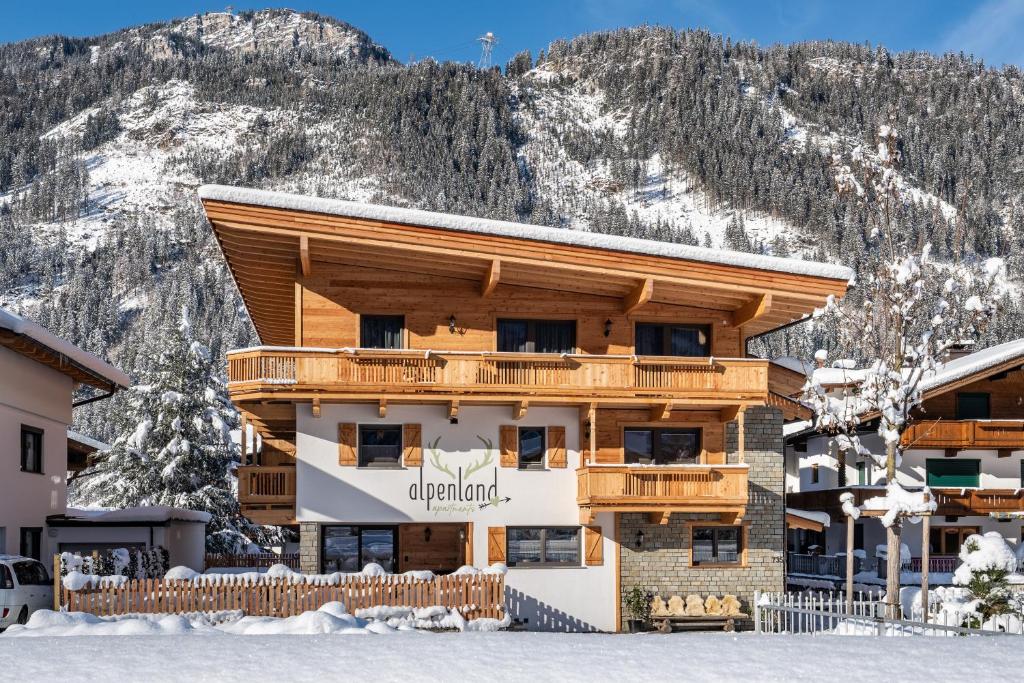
[403,423,422,466]
[338,423,357,466]
[584,526,603,566]
[547,426,567,468]
[499,425,518,468]
[487,526,506,564]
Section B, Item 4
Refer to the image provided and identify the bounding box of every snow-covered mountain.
[3,10,1024,438]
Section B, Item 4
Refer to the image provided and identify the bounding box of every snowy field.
[2,630,1022,682]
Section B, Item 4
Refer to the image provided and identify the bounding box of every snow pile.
[839,492,861,520]
[952,532,1019,587]
[874,543,912,566]
[62,572,129,592]
[862,483,937,527]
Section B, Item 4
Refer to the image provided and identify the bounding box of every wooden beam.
[647,511,671,525]
[481,259,501,297]
[311,398,321,419]
[588,403,597,466]
[299,234,311,276]
[513,400,528,421]
[650,402,673,421]
[720,510,744,525]
[378,398,388,418]
[579,507,597,525]
[719,405,741,422]
[447,400,460,420]
[622,278,654,315]
[736,408,746,464]
[732,293,772,327]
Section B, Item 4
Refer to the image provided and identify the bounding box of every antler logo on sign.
[409,435,506,515]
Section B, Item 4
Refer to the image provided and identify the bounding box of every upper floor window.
[635,323,710,357]
[497,319,576,354]
[956,392,990,420]
[624,428,700,465]
[358,425,403,468]
[518,427,546,470]
[360,315,404,349]
[926,458,980,488]
[20,426,43,474]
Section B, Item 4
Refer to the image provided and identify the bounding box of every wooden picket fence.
[56,573,505,620]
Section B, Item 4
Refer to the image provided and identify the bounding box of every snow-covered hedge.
[59,547,170,585]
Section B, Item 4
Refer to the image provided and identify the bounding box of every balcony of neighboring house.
[901,419,1024,456]
[237,464,297,526]
[226,347,770,407]
[787,486,1024,518]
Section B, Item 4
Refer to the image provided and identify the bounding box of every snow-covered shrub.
[953,532,1019,622]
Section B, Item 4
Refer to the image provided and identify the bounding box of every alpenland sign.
[407,435,506,515]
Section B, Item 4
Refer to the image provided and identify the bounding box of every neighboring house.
[0,308,130,560]
[199,184,851,632]
[786,339,1024,582]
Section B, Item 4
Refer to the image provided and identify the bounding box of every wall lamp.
[448,314,457,334]
[635,529,644,549]
[424,526,432,543]
[458,528,466,543]
[603,319,613,337]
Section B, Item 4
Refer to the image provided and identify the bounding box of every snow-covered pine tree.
[71,307,279,553]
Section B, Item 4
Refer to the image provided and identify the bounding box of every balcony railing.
[787,486,1024,517]
[901,419,1024,450]
[788,552,862,578]
[576,464,748,517]
[227,348,768,403]
[237,465,296,526]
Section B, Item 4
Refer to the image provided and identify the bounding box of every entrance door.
[398,523,468,574]
[322,525,397,573]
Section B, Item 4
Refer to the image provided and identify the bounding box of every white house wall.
[296,402,617,632]
[0,346,72,556]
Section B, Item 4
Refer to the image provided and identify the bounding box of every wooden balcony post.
[921,492,931,623]
[845,514,854,613]
[737,407,746,464]
[588,404,597,466]
[240,413,248,466]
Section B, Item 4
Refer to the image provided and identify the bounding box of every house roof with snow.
[0,307,131,390]
[198,184,853,346]
[49,506,211,526]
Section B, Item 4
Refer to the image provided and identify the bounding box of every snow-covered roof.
[0,307,131,388]
[64,506,211,524]
[67,430,111,452]
[771,356,814,376]
[198,185,854,281]
[786,508,831,528]
[783,419,813,438]
[920,338,1024,394]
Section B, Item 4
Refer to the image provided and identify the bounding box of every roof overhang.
[199,186,853,346]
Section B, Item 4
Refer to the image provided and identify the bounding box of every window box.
[507,527,580,567]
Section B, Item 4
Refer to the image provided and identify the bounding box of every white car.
[0,555,53,629]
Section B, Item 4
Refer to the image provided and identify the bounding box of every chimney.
[945,342,975,361]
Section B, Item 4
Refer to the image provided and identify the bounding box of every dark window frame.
[634,322,711,357]
[623,427,702,465]
[810,463,820,484]
[321,524,399,573]
[955,392,991,420]
[20,425,43,474]
[506,526,581,567]
[690,525,744,567]
[518,426,546,470]
[358,424,404,469]
[359,314,405,349]
[19,527,42,561]
[496,319,577,354]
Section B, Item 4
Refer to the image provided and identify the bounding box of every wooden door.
[398,523,467,574]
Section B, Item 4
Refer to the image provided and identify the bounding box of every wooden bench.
[653,614,749,633]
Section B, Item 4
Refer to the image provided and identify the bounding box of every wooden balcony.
[576,464,748,523]
[788,486,1024,518]
[901,419,1024,452]
[227,348,768,406]
[238,465,296,526]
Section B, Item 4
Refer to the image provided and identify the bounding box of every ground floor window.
[322,525,396,573]
[691,526,742,566]
[19,527,42,561]
[506,527,580,567]
[929,526,979,556]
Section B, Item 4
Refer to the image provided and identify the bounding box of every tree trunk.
[885,440,900,619]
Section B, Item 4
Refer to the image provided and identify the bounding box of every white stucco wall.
[0,346,72,556]
[296,403,618,631]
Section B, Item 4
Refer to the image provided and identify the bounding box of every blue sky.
[1,1,1022,68]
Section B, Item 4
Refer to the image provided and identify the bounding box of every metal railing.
[788,552,862,578]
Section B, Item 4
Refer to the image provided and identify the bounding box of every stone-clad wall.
[618,406,785,629]
[299,522,320,574]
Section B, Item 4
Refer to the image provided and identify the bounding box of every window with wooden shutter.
[338,423,357,466]
[487,526,506,564]
[584,526,603,565]
[499,426,518,468]
[547,426,566,468]
[403,423,422,466]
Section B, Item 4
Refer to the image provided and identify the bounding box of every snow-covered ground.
[2,629,1021,682]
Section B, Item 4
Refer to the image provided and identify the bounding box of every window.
[497,319,576,354]
[692,526,743,565]
[810,463,819,484]
[854,523,865,551]
[19,527,42,561]
[518,427,546,470]
[926,459,980,488]
[12,560,49,585]
[929,526,979,555]
[857,460,872,485]
[20,426,43,473]
[956,392,990,420]
[624,428,700,465]
[358,425,403,468]
[0,564,12,590]
[506,527,580,567]
[322,526,396,573]
[360,315,404,349]
[635,323,710,357]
